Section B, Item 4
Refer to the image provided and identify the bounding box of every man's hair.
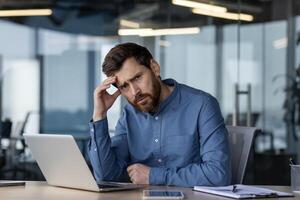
[102,43,153,76]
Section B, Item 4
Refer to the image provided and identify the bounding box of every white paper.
[194,184,293,199]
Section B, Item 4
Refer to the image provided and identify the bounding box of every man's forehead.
[114,70,140,86]
[114,63,148,85]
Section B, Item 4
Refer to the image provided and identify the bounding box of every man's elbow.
[209,167,231,186]
[212,175,231,186]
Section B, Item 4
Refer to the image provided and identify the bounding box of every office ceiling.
[0,0,299,36]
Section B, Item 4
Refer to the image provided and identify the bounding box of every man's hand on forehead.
[109,75,119,88]
[92,76,121,121]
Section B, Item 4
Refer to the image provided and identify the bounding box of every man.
[88,43,231,187]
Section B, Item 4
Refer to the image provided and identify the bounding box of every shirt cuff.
[149,167,166,185]
[89,118,109,140]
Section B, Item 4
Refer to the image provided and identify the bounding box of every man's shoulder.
[178,83,215,103]
[121,103,144,117]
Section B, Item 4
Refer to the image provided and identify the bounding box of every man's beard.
[129,75,161,113]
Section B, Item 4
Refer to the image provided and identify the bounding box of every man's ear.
[150,59,160,77]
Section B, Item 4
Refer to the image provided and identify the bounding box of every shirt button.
[158,159,162,163]
[155,139,158,143]
[91,128,94,133]
[94,148,97,152]
[155,116,159,120]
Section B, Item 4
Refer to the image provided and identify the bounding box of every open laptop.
[24,134,143,192]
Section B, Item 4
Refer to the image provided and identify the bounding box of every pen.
[232,185,237,193]
[290,157,295,166]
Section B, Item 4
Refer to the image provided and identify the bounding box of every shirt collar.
[151,78,180,116]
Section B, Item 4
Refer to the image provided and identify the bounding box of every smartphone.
[142,190,184,199]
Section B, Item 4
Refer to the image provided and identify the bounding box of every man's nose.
[130,83,140,97]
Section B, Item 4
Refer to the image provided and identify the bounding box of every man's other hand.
[127,163,150,184]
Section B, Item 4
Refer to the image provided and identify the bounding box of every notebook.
[194,184,294,199]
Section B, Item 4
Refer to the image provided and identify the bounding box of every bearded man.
[88,43,231,187]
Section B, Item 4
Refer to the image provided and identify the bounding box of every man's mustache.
[134,93,151,104]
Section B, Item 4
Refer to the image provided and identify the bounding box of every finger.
[128,170,135,179]
[130,174,137,184]
[112,90,121,99]
[102,80,116,89]
[127,168,136,182]
[130,175,135,183]
[127,166,138,178]
[103,76,117,85]
[127,166,133,174]
[127,164,137,172]
[95,77,116,91]
[99,84,111,91]
[95,78,117,93]
[94,85,110,96]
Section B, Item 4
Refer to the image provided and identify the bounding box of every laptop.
[24,134,143,192]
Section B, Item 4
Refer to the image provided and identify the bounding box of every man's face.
[114,57,161,113]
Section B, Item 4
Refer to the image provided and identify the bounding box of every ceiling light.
[0,9,52,17]
[120,19,140,28]
[192,8,254,22]
[118,27,200,37]
[140,27,200,36]
[118,28,153,36]
[172,0,227,13]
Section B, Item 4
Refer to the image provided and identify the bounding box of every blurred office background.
[0,0,300,185]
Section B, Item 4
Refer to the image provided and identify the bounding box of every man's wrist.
[93,112,107,121]
[89,117,109,140]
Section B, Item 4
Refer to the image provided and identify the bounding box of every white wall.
[2,59,40,135]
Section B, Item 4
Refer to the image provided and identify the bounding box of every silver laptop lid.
[24,134,100,192]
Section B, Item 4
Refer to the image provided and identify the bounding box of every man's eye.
[135,75,141,80]
[120,84,128,90]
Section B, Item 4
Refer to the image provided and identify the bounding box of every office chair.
[0,113,41,180]
[227,126,259,184]
[0,119,12,171]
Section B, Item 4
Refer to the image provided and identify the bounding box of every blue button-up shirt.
[88,79,231,187]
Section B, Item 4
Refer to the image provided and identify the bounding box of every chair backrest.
[1,119,12,138]
[226,125,259,184]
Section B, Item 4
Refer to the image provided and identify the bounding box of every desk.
[0,182,298,200]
